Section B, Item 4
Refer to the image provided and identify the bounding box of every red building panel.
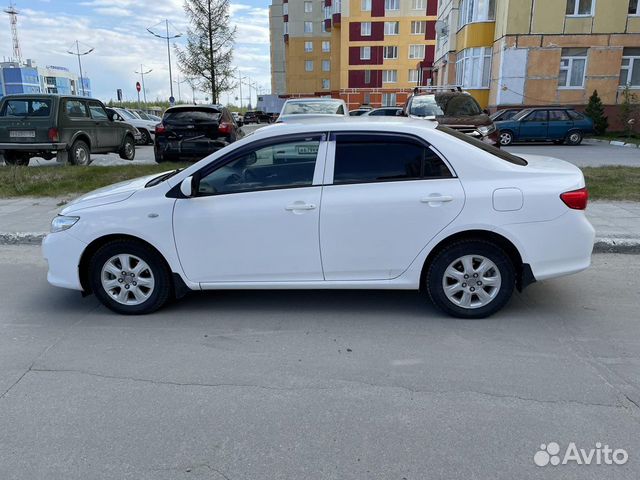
[371,0,385,17]
[348,46,383,65]
[426,0,437,15]
[348,21,384,41]
[348,70,382,88]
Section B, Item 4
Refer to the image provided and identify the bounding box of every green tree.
[619,84,639,138]
[584,90,608,135]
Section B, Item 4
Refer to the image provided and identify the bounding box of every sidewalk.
[0,197,638,253]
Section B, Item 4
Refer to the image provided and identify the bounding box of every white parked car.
[108,107,158,145]
[42,118,595,318]
[277,98,348,123]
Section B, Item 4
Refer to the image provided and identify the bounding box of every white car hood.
[61,172,171,214]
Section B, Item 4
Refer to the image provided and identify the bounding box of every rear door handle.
[421,195,453,203]
[285,203,316,211]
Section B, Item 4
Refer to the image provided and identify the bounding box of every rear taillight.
[48,127,59,142]
[218,122,232,134]
[155,124,166,135]
[560,187,589,210]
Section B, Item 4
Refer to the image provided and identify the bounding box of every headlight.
[51,215,80,233]
[478,125,497,136]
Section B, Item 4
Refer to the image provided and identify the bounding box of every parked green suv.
[0,94,137,166]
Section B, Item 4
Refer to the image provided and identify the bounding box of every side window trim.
[324,131,456,186]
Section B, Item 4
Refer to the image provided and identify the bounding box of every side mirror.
[180,176,194,197]
[107,111,114,121]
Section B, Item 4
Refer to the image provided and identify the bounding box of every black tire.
[119,135,136,160]
[498,130,514,146]
[3,151,30,166]
[565,130,583,146]
[69,140,90,166]
[426,240,516,319]
[89,239,172,315]
[139,129,152,145]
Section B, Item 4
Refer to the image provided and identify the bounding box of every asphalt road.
[1,246,639,479]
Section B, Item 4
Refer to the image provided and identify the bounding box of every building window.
[362,0,372,11]
[322,79,331,89]
[630,0,639,14]
[409,44,425,59]
[283,3,288,15]
[458,0,496,28]
[412,0,426,9]
[305,1,313,13]
[283,22,289,34]
[322,41,331,52]
[408,69,420,82]
[382,93,397,106]
[559,48,587,88]
[383,46,398,59]
[321,21,328,32]
[620,47,640,87]
[364,70,371,84]
[455,47,492,88]
[322,60,331,71]
[361,22,372,36]
[385,0,399,10]
[382,70,398,83]
[566,0,594,16]
[304,21,313,33]
[411,21,426,34]
[360,46,371,60]
[384,21,400,35]
[305,41,313,52]
[305,60,314,72]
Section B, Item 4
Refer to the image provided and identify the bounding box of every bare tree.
[176,0,236,104]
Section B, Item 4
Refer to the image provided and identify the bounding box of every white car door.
[173,134,327,283]
[320,132,465,281]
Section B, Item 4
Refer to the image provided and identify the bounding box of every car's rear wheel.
[426,240,515,319]
[498,131,514,146]
[119,135,136,160]
[565,130,583,146]
[89,239,172,315]
[3,151,30,166]
[69,140,90,166]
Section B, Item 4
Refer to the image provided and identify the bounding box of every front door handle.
[285,202,316,211]
[421,195,453,204]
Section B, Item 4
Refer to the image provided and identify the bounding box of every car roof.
[166,104,224,111]
[0,93,96,101]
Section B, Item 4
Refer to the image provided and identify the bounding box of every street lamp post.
[147,20,182,102]
[67,40,93,96]
[173,75,189,103]
[134,65,152,103]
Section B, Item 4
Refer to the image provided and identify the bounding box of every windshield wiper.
[146,168,183,187]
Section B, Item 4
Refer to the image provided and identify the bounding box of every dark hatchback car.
[0,94,137,166]
[243,110,272,124]
[495,107,594,146]
[401,89,500,146]
[363,107,404,117]
[154,105,243,163]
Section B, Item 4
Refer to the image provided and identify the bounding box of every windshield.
[436,125,528,166]
[409,94,482,117]
[163,109,222,124]
[283,101,345,115]
[116,109,137,120]
[0,99,52,118]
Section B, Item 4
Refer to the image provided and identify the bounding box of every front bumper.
[42,230,87,291]
[0,142,66,152]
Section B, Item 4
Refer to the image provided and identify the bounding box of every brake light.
[155,124,166,135]
[48,127,59,142]
[218,122,232,134]
[560,187,589,210]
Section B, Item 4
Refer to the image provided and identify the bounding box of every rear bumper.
[155,136,229,159]
[0,142,66,151]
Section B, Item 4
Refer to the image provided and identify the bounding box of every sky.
[1,0,271,106]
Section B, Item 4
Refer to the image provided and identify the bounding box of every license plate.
[297,145,318,155]
[10,130,35,138]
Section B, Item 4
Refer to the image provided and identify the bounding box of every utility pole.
[4,2,22,64]
[174,74,189,103]
[237,69,243,110]
[67,41,94,96]
[135,65,152,103]
[147,20,182,102]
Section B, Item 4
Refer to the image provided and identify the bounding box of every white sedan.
[42,118,594,318]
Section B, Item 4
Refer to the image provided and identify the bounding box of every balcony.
[332,12,341,25]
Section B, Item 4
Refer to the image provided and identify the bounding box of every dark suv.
[243,110,272,124]
[0,94,137,166]
[154,104,243,163]
[402,88,499,146]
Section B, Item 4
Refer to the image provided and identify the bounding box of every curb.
[1,232,639,254]
[584,138,640,148]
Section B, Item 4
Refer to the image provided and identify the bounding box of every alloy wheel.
[100,254,155,305]
[442,255,502,309]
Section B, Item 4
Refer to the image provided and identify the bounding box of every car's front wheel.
[426,240,515,319]
[89,239,172,314]
[565,130,583,146]
[498,131,514,146]
[3,151,30,166]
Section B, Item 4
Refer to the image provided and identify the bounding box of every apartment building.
[434,0,640,128]
[269,0,438,108]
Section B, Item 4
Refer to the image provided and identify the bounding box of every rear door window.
[332,134,452,184]
[0,99,52,117]
[64,100,89,118]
